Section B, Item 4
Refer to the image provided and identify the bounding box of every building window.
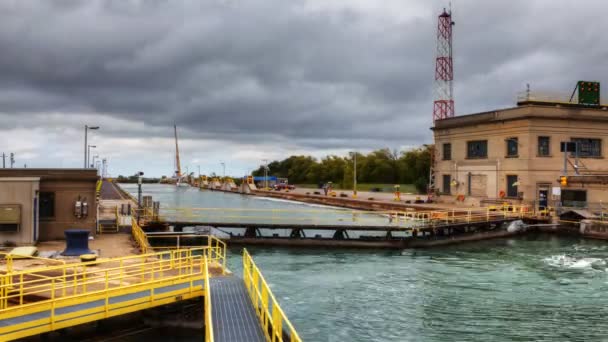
[561,190,587,207]
[571,138,601,157]
[538,136,550,156]
[39,192,55,219]
[467,140,488,159]
[506,175,518,198]
[506,137,518,157]
[442,143,452,161]
[442,174,451,194]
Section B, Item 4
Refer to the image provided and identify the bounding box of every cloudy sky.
[1,0,607,177]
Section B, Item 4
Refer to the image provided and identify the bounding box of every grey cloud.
[1,0,608,161]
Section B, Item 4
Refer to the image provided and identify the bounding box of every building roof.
[0,169,98,182]
[432,103,608,130]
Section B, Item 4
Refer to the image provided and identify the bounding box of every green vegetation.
[252,146,432,194]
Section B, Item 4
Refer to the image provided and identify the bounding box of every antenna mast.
[174,124,182,177]
[433,7,455,121]
[429,6,455,202]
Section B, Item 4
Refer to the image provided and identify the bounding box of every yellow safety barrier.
[243,249,301,342]
[204,256,214,342]
[131,217,151,254]
[131,217,227,272]
[0,252,66,273]
[0,248,212,341]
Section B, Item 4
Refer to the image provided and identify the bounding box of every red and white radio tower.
[433,8,455,122]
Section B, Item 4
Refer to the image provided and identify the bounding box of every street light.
[84,125,100,168]
[220,162,225,179]
[92,155,99,168]
[87,145,96,168]
[349,152,357,198]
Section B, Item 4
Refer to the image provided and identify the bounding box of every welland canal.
[120,184,608,341]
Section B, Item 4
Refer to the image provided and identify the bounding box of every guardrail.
[131,218,226,271]
[243,249,301,342]
[204,255,214,342]
[0,248,211,341]
[0,252,66,273]
[0,247,209,309]
[156,205,536,228]
[131,216,151,253]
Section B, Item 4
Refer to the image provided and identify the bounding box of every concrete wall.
[0,169,98,241]
[0,178,39,245]
[434,105,608,206]
[39,179,97,241]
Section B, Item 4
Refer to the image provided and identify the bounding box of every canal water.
[122,184,608,341]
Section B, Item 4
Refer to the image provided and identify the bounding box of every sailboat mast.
[174,124,182,177]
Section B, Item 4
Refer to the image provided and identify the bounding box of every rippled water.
[120,184,393,227]
[121,184,608,341]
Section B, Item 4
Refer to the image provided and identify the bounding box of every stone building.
[432,101,608,209]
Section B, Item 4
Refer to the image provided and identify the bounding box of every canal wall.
[250,190,446,212]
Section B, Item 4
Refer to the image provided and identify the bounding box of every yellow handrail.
[0,248,211,341]
[0,252,66,273]
[131,217,151,253]
[243,249,301,342]
[0,247,209,310]
[204,255,214,342]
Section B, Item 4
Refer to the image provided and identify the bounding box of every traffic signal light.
[560,176,567,186]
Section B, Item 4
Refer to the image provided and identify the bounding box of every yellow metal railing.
[204,255,214,342]
[96,179,102,196]
[243,249,301,342]
[131,216,151,254]
[0,248,213,340]
[131,218,226,272]
[0,252,66,273]
[0,247,209,309]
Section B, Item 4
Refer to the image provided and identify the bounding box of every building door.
[538,189,548,210]
[442,175,451,194]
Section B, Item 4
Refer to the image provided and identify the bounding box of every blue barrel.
[62,229,94,256]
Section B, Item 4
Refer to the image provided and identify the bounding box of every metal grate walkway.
[210,276,265,342]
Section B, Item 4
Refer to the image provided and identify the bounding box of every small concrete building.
[433,101,608,209]
[0,169,98,245]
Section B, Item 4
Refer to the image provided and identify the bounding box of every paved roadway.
[100,180,126,200]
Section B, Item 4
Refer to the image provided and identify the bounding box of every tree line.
[252,146,432,192]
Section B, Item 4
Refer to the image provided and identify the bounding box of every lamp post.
[84,125,100,168]
[349,152,357,198]
[137,171,144,225]
[220,162,225,179]
[92,155,99,168]
[87,145,96,168]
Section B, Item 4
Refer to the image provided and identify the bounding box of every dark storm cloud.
[1,0,608,152]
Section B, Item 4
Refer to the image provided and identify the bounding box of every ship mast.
[174,124,182,177]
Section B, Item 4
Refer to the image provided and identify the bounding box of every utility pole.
[353,152,357,198]
[10,153,14,168]
[2,153,5,168]
[102,159,108,178]
[262,159,269,190]
[137,171,144,225]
